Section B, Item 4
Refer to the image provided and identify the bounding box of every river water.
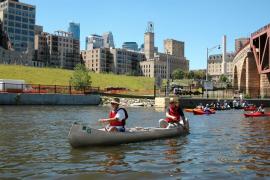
[0,106,270,179]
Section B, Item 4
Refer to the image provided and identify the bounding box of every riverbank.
[0,65,154,91]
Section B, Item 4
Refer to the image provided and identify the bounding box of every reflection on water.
[0,106,270,179]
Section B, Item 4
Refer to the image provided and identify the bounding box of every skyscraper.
[122,42,138,51]
[0,0,36,52]
[68,22,80,40]
[85,32,115,50]
[102,32,114,48]
[85,34,104,50]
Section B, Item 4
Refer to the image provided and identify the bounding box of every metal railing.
[0,83,100,95]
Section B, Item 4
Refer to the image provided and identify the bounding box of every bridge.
[233,23,270,98]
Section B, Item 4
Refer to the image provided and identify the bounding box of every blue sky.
[23,0,270,70]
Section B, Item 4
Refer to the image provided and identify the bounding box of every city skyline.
[21,0,270,69]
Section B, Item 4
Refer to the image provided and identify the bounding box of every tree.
[172,69,185,79]
[187,71,195,79]
[219,74,228,83]
[70,64,92,90]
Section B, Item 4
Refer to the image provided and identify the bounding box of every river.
[0,106,270,179]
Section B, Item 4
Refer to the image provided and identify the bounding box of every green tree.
[172,69,185,79]
[219,74,228,83]
[187,71,195,79]
[70,64,92,90]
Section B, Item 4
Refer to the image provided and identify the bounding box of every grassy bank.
[0,65,154,91]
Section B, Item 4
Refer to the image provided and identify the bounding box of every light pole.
[166,50,170,97]
[206,45,221,98]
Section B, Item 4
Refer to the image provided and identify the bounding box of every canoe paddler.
[159,98,188,130]
[99,98,128,132]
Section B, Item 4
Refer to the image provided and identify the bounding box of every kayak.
[244,106,256,111]
[185,109,194,113]
[68,122,189,148]
[193,109,216,115]
[244,112,270,118]
[185,108,215,113]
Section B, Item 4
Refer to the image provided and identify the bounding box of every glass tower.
[0,0,36,52]
[68,22,80,40]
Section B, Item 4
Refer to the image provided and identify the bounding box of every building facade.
[207,53,235,82]
[81,48,113,73]
[122,42,138,51]
[164,39,185,58]
[68,22,80,40]
[0,0,36,52]
[81,48,145,75]
[140,25,189,78]
[34,30,80,69]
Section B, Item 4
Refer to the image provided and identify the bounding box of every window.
[8,27,14,33]
[9,14,14,20]
[9,2,15,8]
[16,4,22,9]
[22,18,28,23]
[15,22,21,28]
[22,30,27,35]
[29,19,35,24]
[15,29,21,34]
[23,6,28,10]
[8,21,14,26]
[15,16,21,21]
[22,23,27,29]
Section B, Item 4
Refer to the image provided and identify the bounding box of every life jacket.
[109,108,128,127]
[166,106,181,123]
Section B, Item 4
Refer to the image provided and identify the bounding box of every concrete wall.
[0,93,101,105]
[155,97,270,108]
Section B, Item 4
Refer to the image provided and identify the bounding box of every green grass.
[0,65,154,91]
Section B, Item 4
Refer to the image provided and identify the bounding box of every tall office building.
[68,22,80,40]
[85,32,115,50]
[0,0,36,52]
[103,32,114,48]
[122,42,138,51]
[85,34,104,50]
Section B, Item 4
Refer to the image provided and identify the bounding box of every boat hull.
[68,123,188,148]
[244,112,270,118]
[193,109,216,115]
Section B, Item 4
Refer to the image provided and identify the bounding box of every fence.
[0,83,100,95]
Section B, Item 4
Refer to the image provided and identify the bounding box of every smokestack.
[222,35,227,74]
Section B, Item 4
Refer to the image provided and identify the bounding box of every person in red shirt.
[99,98,128,132]
[160,98,189,131]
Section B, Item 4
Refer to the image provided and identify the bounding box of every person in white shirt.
[99,98,128,132]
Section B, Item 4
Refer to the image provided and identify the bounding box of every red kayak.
[244,106,257,111]
[193,109,216,115]
[244,112,270,118]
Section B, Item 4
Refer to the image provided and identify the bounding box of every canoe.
[244,112,270,118]
[193,109,216,115]
[244,106,256,111]
[68,122,189,148]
